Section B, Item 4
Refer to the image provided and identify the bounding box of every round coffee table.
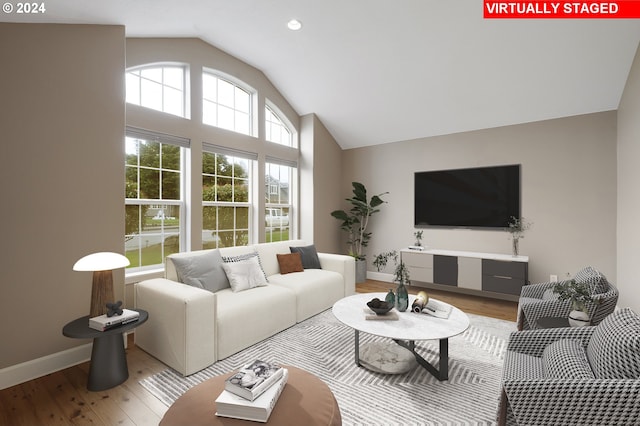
[332,293,470,381]
[159,365,341,425]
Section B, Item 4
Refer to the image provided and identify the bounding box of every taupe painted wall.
[341,112,618,287]
[617,43,640,314]
[299,114,344,254]
[0,24,125,369]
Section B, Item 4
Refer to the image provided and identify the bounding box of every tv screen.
[414,165,521,229]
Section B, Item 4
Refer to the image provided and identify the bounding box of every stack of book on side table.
[215,360,288,423]
[89,309,140,331]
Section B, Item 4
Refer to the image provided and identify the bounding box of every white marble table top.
[332,292,470,341]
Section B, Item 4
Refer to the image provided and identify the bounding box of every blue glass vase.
[385,289,395,306]
[396,282,409,312]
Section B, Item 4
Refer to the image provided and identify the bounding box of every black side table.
[63,309,148,391]
[536,316,570,329]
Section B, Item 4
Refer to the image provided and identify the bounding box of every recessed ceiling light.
[287,19,302,31]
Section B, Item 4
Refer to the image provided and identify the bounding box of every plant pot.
[568,310,590,327]
[355,258,367,283]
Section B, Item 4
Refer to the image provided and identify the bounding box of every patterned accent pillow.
[586,307,640,379]
[222,251,269,283]
[574,266,609,295]
[221,255,268,292]
[543,339,594,379]
[277,253,304,275]
[290,244,322,269]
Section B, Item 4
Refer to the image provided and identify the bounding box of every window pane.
[141,79,163,110]
[125,73,140,105]
[236,207,249,229]
[235,179,249,202]
[125,138,139,165]
[218,79,234,108]
[162,170,180,200]
[141,67,162,83]
[202,175,216,201]
[203,74,216,101]
[139,168,160,199]
[162,144,180,171]
[235,87,250,113]
[217,231,234,248]
[203,101,217,127]
[125,205,141,236]
[164,87,183,117]
[163,67,183,90]
[125,167,138,198]
[203,206,217,230]
[218,105,234,131]
[217,178,233,201]
[202,152,216,174]
[235,111,249,135]
[139,141,160,168]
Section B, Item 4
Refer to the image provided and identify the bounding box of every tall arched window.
[203,71,253,136]
[126,65,187,118]
[265,104,293,147]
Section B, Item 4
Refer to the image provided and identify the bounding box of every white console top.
[401,247,528,263]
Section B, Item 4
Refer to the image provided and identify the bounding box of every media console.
[400,248,529,302]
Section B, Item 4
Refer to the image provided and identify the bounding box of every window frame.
[126,64,189,118]
[202,69,256,137]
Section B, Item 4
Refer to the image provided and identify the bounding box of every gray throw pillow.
[290,245,321,269]
[170,249,230,293]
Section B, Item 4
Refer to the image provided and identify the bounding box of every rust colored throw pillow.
[277,252,304,274]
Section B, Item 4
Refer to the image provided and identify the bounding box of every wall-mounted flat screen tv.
[414,164,521,229]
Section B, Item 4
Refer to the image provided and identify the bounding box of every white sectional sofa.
[135,240,355,376]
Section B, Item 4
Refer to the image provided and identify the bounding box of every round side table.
[63,309,148,391]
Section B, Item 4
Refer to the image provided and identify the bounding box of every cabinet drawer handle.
[494,275,512,280]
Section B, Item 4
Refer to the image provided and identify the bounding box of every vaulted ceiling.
[4,0,640,149]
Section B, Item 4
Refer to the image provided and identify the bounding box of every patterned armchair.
[498,308,640,425]
[517,266,618,330]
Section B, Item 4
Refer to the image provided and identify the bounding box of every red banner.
[484,1,640,18]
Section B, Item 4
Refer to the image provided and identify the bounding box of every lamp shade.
[73,252,130,272]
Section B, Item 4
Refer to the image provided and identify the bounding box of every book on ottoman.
[224,360,284,401]
[215,368,289,423]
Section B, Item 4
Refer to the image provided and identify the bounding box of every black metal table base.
[88,333,129,391]
[354,329,449,381]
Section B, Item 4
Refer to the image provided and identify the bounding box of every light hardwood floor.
[1,280,517,425]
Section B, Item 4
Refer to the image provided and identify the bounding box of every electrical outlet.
[550,275,558,282]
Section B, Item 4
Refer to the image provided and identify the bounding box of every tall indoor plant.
[331,182,388,283]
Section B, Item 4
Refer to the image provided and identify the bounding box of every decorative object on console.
[73,252,130,317]
[331,181,388,283]
[106,300,123,317]
[507,216,533,257]
[414,230,423,247]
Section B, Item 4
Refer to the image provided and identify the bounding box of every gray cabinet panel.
[482,275,523,296]
[434,255,457,286]
[482,259,527,279]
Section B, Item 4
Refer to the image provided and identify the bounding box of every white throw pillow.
[222,256,268,292]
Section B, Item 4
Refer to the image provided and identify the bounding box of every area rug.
[140,309,516,425]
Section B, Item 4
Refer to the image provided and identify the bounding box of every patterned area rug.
[140,309,516,425]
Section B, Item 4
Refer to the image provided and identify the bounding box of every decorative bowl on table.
[367,298,394,315]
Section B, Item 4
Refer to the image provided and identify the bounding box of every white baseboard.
[0,343,92,390]
[366,271,395,283]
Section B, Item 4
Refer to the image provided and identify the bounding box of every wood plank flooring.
[1,280,517,425]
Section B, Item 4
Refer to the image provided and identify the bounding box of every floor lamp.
[73,252,130,318]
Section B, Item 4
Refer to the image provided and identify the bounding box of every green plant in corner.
[331,182,388,260]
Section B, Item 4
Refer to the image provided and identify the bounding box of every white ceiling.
[4,0,640,149]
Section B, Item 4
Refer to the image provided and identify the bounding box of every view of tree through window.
[125,135,183,270]
[202,152,251,248]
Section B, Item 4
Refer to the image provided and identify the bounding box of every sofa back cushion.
[586,307,640,379]
[543,339,594,379]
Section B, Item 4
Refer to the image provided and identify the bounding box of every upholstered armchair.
[517,266,618,330]
[498,308,640,425]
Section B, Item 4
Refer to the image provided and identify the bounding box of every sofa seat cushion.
[586,307,640,379]
[268,269,345,322]
[543,339,594,379]
[215,285,296,360]
[502,351,544,381]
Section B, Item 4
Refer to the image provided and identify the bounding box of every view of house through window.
[202,151,251,248]
[265,162,293,242]
[125,131,186,270]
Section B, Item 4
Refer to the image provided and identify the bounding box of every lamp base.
[90,270,114,318]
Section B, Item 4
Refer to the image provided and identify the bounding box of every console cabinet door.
[458,257,482,290]
[402,252,434,283]
[482,259,527,295]
[434,255,457,286]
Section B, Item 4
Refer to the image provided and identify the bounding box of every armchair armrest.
[318,253,356,296]
[506,327,596,357]
[518,297,573,330]
[135,278,216,376]
[520,280,565,299]
[503,379,640,425]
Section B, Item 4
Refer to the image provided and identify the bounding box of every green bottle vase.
[385,289,395,306]
[396,282,409,312]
